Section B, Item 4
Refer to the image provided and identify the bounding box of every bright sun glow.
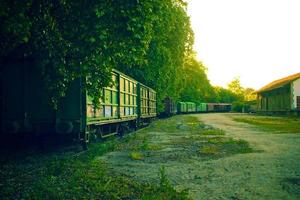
[187,0,300,89]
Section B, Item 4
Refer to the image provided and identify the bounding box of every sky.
[187,0,300,89]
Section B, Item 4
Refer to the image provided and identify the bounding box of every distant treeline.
[0,0,255,111]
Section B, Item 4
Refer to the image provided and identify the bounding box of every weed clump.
[202,137,254,157]
[201,129,225,135]
[141,167,192,200]
[200,145,219,154]
[281,177,300,197]
[129,151,143,160]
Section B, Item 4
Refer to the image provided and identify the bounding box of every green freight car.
[87,70,144,138]
[177,102,196,113]
[196,103,208,112]
[205,103,232,112]
[162,97,177,116]
[177,102,187,113]
[138,83,157,124]
[1,59,157,147]
[186,102,196,113]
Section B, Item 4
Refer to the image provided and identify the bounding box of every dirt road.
[101,113,300,200]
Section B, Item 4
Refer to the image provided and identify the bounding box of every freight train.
[1,60,231,148]
[163,99,232,116]
[0,60,156,148]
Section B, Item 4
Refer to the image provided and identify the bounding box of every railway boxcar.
[177,102,187,113]
[87,70,141,139]
[1,59,157,147]
[186,102,196,113]
[137,83,157,125]
[210,103,232,112]
[207,103,215,112]
[205,103,232,112]
[218,103,232,112]
[162,97,177,117]
[196,105,201,112]
[1,59,87,143]
[196,103,208,112]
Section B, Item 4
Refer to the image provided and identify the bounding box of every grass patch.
[199,137,254,158]
[129,151,143,160]
[201,129,225,135]
[220,138,254,154]
[200,145,219,154]
[233,115,300,133]
[281,177,300,198]
[207,136,228,144]
[149,115,200,133]
[0,138,190,200]
[144,166,191,200]
[146,144,164,151]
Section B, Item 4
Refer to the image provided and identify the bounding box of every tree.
[244,88,257,101]
[226,78,257,112]
[213,86,238,103]
[1,0,193,110]
[179,54,215,103]
[117,0,194,111]
[227,77,244,101]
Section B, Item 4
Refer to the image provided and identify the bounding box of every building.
[256,72,300,113]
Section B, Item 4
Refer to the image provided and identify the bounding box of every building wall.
[291,78,300,110]
[257,84,291,112]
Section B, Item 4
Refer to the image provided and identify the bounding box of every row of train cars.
[1,60,231,148]
[163,98,232,116]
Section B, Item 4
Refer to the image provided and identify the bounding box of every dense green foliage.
[225,78,257,112]
[213,86,237,103]
[1,0,193,110]
[116,1,194,111]
[1,0,255,111]
[177,61,257,106]
[1,0,116,107]
[227,77,244,100]
[179,55,215,103]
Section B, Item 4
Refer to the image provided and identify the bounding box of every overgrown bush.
[232,101,256,113]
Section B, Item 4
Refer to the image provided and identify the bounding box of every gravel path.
[195,113,300,200]
[102,113,300,200]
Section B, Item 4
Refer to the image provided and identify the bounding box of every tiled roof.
[256,72,300,93]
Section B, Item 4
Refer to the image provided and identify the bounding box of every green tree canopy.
[244,88,257,101]
[227,77,245,101]
[213,86,238,103]
[0,0,193,110]
[115,0,194,111]
[179,55,215,103]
